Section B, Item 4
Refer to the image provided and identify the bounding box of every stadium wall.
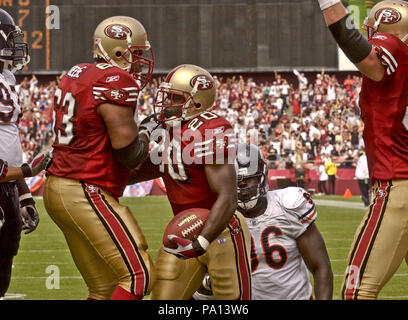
[29,169,361,197]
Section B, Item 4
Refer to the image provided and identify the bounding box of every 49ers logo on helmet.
[375,8,401,24]
[105,24,132,40]
[190,75,214,90]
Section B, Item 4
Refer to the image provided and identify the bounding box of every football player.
[130,64,252,300]
[236,143,333,300]
[318,0,408,299]
[0,8,48,299]
[192,143,333,300]
[43,16,156,300]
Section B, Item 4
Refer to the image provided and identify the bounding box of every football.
[163,208,210,249]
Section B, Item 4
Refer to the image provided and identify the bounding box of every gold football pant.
[341,180,408,300]
[43,176,155,300]
[152,211,252,300]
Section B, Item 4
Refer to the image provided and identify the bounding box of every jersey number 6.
[251,226,288,272]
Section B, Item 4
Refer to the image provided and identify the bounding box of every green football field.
[6,195,408,300]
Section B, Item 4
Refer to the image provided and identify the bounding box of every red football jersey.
[157,111,236,215]
[47,63,140,198]
[359,33,408,182]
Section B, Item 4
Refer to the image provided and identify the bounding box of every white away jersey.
[0,71,23,166]
[246,187,317,300]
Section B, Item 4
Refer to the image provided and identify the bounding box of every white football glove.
[164,235,210,259]
[139,115,161,140]
[21,149,53,177]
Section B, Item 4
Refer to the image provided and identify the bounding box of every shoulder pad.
[279,187,317,224]
[92,65,138,106]
[280,187,307,210]
[197,113,232,130]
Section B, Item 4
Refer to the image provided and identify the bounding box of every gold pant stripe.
[341,180,392,300]
[227,213,252,300]
[341,183,380,300]
[82,183,149,295]
[97,190,151,295]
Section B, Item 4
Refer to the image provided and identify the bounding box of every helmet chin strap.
[125,33,133,72]
[96,40,120,68]
[238,196,267,218]
[10,55,30,73]
[181,80,201,121]
[166,118,181,128]
[238,199,259,211]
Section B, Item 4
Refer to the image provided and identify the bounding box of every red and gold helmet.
[154,64,216,125]
[364,0,408,44]
[93,16,154,90]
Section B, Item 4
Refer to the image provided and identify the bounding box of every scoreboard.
[0,0,52,73]
[0,0,338,75]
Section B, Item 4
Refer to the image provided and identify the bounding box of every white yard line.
[314,199,366,210]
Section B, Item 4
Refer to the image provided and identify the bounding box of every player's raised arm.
[318,0,385,81]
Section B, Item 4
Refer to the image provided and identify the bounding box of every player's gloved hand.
[20,149,53,178]
[317,0,340,11]
[139,115,161,140]
[20,203,40,234]
[0,159,8,181]
[164,235,210,259]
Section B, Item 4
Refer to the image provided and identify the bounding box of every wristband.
[19,193,33,202]
[197,235,210,251]
[20,198,35,207]
[318,0,341,11]
[113,138,148,169]
[19,193,35,207]
[20,163,32,178]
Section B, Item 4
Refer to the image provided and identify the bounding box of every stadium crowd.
[137,71,364,171]
[16,71,364,174]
